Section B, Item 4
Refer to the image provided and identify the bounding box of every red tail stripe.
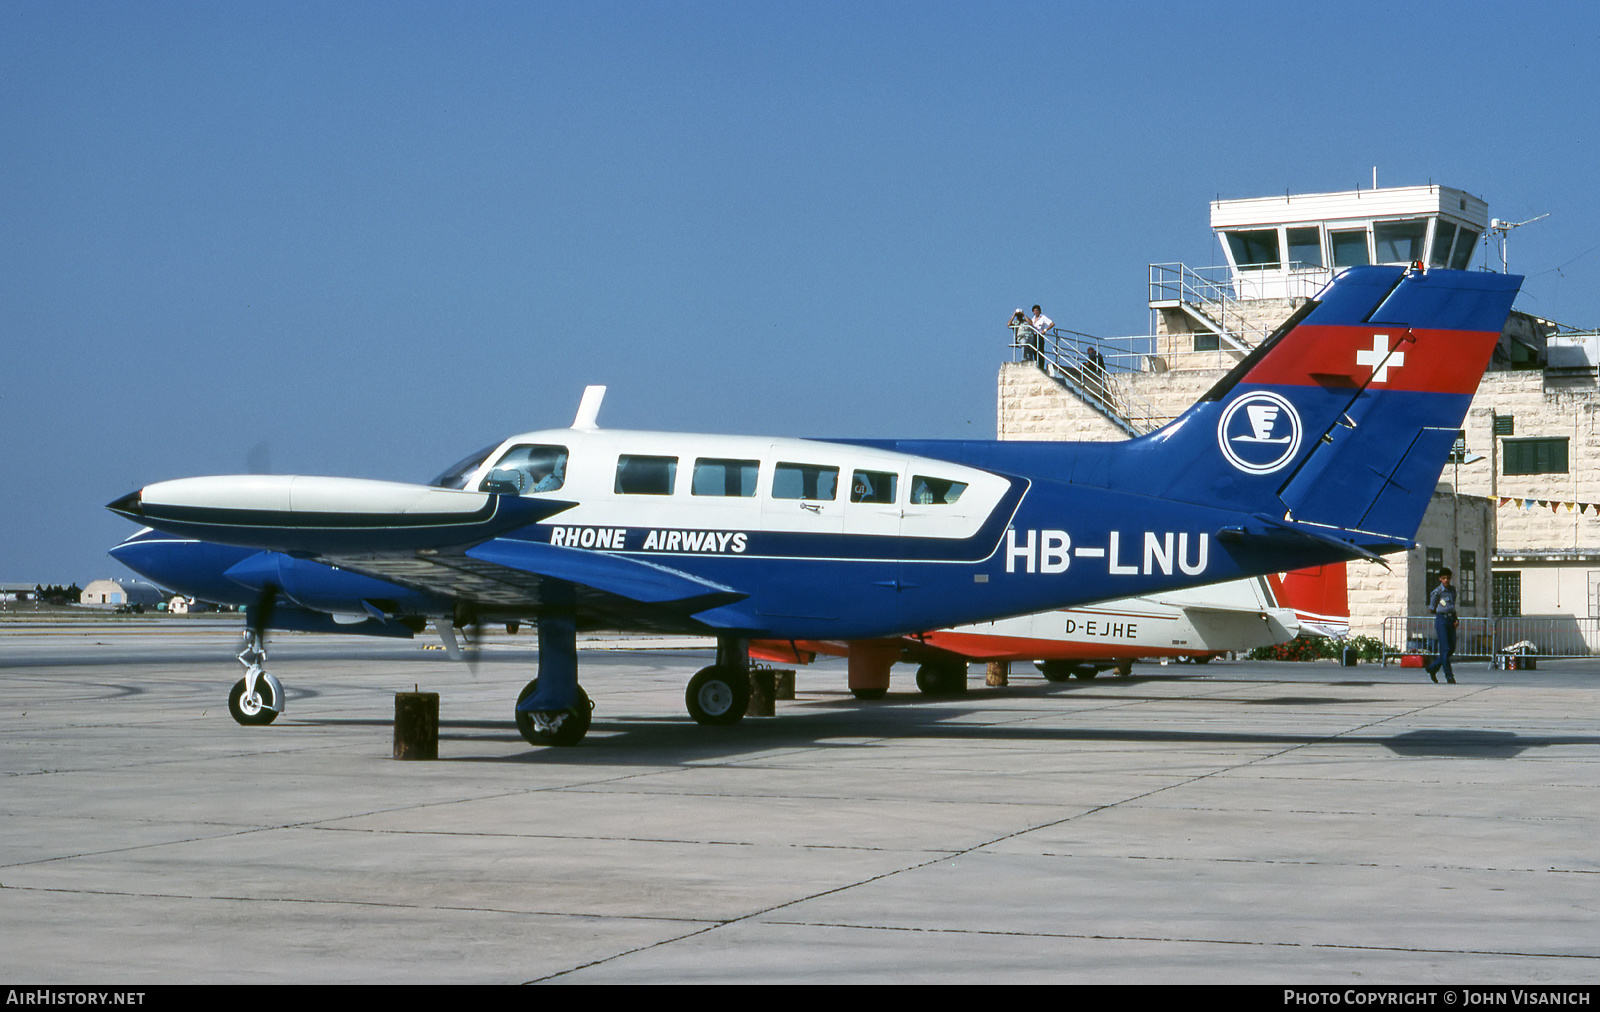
[1243,325,1499,394]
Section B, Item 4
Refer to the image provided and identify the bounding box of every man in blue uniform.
[1426,568,1458,684]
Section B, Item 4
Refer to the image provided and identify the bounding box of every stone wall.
[1459,371,1600,555]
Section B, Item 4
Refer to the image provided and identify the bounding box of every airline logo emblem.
[1217,391,1301,474]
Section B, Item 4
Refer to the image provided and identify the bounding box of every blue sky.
[4,1,1598,585]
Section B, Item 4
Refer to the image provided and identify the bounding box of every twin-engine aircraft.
[108,265,1521,746]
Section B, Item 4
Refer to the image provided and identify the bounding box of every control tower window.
[1331,229,1371,269]
[1431,221,1458,267]
[1286,227,1323,269]
[1225,229,1280,270]
[1374,220,1427,263]
[1451,229,1479,270]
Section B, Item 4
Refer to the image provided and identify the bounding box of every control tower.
[1000,182,1593,647]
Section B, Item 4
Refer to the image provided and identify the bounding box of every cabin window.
[1330,229,1370,269]
[850,469,897,504]
[1225,229,1280,270]
[615,455,678,495]
[478,444,569,494]
[911,476,967,505]
[1286,227,1323,269]
[431,444,498,490]
[772,462,838,501]
[1374,220,1427,263]
[1451,229,1479,270]
[693,458,760,497]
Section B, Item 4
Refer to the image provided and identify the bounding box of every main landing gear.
[915,659,968,696]
[1038,659,1132,681]
[512,621,756,747]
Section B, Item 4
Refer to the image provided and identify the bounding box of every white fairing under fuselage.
[922,577,1300,662]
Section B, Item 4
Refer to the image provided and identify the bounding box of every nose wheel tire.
[228,677,280,726]
[516,679,593,747]
[686,666,750,725]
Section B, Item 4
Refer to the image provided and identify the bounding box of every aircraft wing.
[321,539,750,632]
[109,475,752,632]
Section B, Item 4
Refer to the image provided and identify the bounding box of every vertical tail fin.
[1122,265,1520,548]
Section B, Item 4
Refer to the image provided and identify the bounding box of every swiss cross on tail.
[1355,333,1407,383]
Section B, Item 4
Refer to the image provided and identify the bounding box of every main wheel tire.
[515,678,593,746]
[1038,661,1075,683]
[228,677,280,726]
[1191,654,1213,665]
[1114,659,1134,677]
[915,662,967,696]
[850,687,888,700]
[686,666,750,726]
[1074,666,1099,679]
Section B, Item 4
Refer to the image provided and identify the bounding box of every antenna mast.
[1488,214,1549,272]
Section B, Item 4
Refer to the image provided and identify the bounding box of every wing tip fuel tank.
[107,475,571,553]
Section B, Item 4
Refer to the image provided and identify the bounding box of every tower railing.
[1009,323,1167,437]
[1148,261,1330,350]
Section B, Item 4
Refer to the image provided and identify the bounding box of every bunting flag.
[1491,496,1600,516]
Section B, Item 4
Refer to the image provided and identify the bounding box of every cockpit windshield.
[479,444,570,495]
[428,444,498,490]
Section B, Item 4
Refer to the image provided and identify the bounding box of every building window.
[1193,332,1220,352]
[1286,227,1323,269]
[1375,220,1428,263]
[1425,547,1444,593]
[1431,220,1457,267]
[1492,571,1521,617]
[1225,229,1280,270]
[1460,550,1477,607]
[1502,437,1568,475]
[1330,229,1370,269]
[1493,414,1515,437]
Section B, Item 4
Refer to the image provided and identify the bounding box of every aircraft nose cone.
[107,490,144,517]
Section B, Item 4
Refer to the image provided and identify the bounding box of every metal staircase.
[1010,324,1164,437]
[1147,263,1268,352]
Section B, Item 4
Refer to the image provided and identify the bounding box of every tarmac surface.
[2,618,1598,984]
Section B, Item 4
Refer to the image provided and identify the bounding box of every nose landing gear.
[229,627,283,726]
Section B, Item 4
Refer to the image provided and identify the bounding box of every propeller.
[246,583,277,645]
[432,601,484,675]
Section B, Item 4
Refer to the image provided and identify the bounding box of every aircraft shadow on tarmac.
[292,682,1600,763]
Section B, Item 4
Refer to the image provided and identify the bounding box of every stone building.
[999,183,1594,641]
